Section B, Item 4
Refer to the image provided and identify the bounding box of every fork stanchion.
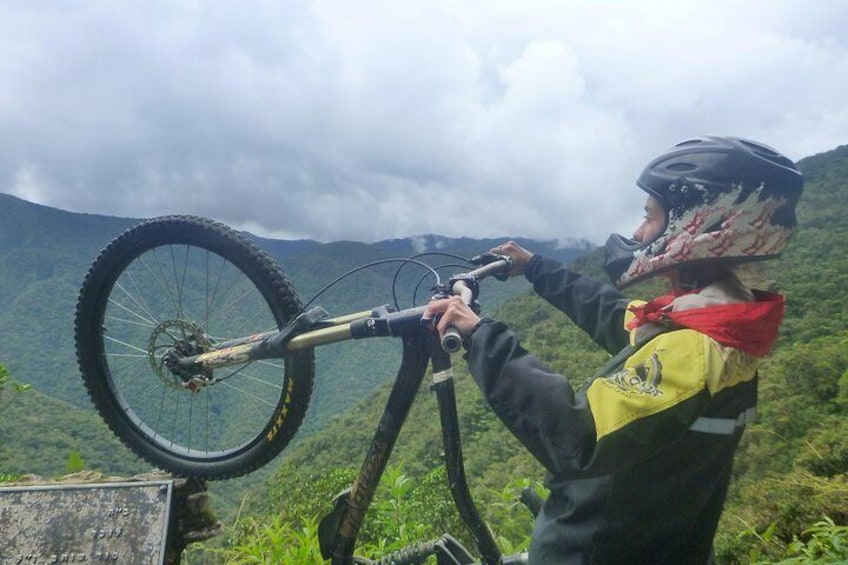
[428,333,502,565]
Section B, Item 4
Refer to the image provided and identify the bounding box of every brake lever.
[469,252,500,265]
[469,252,511,281]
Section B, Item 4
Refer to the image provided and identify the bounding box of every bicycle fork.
[318,330,430,564]
[430,343,501,565]
[317,329,505,565]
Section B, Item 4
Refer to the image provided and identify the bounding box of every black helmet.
[604,136,803,288]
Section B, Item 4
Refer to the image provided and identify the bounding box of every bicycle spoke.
[106,294,158,328]
[112,275,160,327]
[104,314,157,329]
[219,367,283,390]
[215,379,279,409]
[104,334,150,356]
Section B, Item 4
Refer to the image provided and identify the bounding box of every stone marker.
[0,472,222,565]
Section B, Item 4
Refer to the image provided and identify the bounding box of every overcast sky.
[2,1,846,244]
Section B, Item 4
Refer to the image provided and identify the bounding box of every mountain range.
[0,191,591,476]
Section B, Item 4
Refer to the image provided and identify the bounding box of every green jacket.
[465,256,764,564]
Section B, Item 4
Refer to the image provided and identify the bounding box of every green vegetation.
[0,384,146,478]
[1,144,847,562]
[188,464,538,564]
[0,192,583,454]
[0,361,29,415]
[0,193,586,521]
[0,362,28,483]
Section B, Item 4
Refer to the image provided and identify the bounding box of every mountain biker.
[424,136,803,564]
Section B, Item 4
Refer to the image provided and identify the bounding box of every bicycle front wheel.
[75,215,314,479]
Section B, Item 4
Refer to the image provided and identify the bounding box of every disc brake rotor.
[148,319,212,390]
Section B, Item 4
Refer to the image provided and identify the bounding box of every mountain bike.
[75,215,534,564]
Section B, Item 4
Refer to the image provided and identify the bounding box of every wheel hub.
[148,319,213,390]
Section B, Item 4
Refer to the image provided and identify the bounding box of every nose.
[632,222,646,243]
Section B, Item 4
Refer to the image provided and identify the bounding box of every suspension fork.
[429,340,502,565]
[318,330,431,565]
[317,330,503,565]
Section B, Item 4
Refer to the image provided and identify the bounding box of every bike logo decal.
[339,439,389,539]
[266,376,296,441]
[606,352,664,397]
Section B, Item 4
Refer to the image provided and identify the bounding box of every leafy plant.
[212,514,326,564]
[198,464,538,564]
[735,516,848,564]
[65,450,87,474]
[0,362,29,415]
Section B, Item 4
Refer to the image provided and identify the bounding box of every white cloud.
[0,0,845,244]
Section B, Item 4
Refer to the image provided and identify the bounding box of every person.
[424,136,804,564]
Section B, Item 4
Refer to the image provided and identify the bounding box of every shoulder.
[617,329,758,395]
[585,329,756,439]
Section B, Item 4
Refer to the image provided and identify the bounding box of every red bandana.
[627,290,785,357]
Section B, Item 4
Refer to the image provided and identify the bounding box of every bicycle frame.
[163,257,526,564]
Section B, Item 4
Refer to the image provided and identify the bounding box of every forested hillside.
[211,144,848,564]
[0,192,587,480]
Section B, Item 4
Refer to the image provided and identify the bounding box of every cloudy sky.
[2,1,846,244]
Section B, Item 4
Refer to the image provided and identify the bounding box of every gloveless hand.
[490,241,534,277]
[422,295,481,339]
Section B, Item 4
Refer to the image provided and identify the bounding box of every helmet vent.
[667,162,696,172]
[738,138,780,157]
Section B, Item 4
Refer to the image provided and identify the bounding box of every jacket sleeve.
[524,255,630,354]
[466,320,717,477]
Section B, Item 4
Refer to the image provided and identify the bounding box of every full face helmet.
[604,136,804,288]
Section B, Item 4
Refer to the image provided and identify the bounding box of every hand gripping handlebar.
[439,280,475,353]
[439,254,512,353]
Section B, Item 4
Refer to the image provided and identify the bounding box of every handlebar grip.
[441,326,464,353]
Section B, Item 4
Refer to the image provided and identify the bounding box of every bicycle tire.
[74,215,314,479]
